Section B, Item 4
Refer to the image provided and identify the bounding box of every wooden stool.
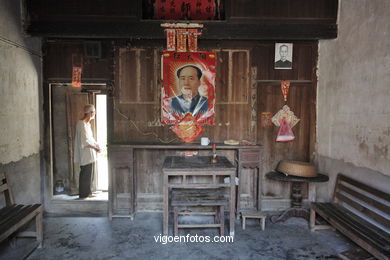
[171,188,226,236]
[241,211,266,231]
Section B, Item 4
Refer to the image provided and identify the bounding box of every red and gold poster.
[161,51,216,125]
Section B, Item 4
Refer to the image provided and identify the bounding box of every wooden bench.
[171,188,226,236]
[310,174,390,260]
[0,173,43,248]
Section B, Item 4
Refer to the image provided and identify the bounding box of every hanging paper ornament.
[272,105,299,128]
[165,29,176,51]
[276,118,295,142]
[188,29,199,52]
[171,112,204,143]
[72,66,82,87]
[176,29,187,52]
[281,81,290,102]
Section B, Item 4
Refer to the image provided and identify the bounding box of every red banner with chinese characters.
[72,66,82,87]
[155,0,215,20]
[161,51,216,125]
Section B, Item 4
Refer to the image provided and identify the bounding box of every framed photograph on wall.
[274,43,293,69]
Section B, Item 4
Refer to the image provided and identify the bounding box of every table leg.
[163,173,169,235]
[270,182,310,223]
[230,171,236,236]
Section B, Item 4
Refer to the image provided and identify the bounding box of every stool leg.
[220,205,224,236]
[261,217,266,231]
[174,207,178,236]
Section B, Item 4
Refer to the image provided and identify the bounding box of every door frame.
[46,82,108,213]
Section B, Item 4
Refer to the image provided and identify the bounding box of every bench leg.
[242,216,246,230]
[36,210,43,248]
[310,208,332,231]
[173,207,178,236]
[260,217,266,231]
[310,207,316,231]
[219,205,224,236]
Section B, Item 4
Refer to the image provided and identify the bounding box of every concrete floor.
[3,213,355,260]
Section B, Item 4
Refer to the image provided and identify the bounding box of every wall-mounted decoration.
[276,118,295,142]
[171,113,204,143]
[280,81,290,102]
[161,51,216,126]
[275,43,293,70]
[260,112,273,127]
[272,105,300,142]
[188,29,200,52]
[71,66,82,87]
[176,29,187,52]
[165,29,176,51]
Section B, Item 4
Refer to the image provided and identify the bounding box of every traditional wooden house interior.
[0,0,389,259]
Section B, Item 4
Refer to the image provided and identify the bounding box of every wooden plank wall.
[254,42,318,199]
[112,46,254,143]
[43,39,317,208]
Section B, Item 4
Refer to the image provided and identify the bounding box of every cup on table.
[200,137,210,146]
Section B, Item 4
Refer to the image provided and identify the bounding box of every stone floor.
[1,212,355,260]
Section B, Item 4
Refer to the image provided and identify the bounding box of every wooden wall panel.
[113,47,254,144]
[254,41,318,200]
[44,41,112,80]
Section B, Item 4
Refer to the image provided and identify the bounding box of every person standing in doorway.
[74,104,101,199]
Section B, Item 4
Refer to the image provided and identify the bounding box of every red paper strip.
[72,66,82,87]
[165,29,176,51]
[176,29,187,52]
[188,29,199,52]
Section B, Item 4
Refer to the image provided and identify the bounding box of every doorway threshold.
[53,191,108,201]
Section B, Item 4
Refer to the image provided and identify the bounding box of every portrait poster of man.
[161,51,216,125]
[274,43,293,69]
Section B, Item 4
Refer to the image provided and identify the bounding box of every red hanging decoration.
[176,29,187,52]
[72,66,82,87]
[171,113,204,143]
[165,29,176,51]
[187,29,199,52]
[276,118,295,142]
[281,81,290,102]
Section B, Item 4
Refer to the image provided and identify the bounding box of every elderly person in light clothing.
[74,104,101,199]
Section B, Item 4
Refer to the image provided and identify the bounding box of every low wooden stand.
[241,211,266,231]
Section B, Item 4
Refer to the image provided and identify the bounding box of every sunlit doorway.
[95,94,108,191]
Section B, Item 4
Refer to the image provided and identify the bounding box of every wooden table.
[108,143,262,220]
[266,171,329,223]
[162,156,237,236]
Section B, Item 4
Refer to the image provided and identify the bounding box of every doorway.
[95,94,108,191]
[50,83,108,201]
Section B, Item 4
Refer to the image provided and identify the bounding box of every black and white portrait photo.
[274,43,293,69]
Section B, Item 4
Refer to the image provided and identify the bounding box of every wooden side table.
[162,156,237,236]
[237,148,262,215]
[266,171,329,223]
